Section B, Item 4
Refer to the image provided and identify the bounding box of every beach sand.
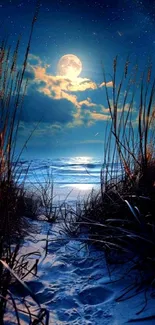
[5,218,155,325]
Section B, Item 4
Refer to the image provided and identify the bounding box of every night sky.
[0,0,155,158]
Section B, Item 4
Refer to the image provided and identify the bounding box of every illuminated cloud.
[90,112,110,121]
[28,54,42,66]
[28,54,112,95]
[99,81,113,88]
[25,54,113,127]
[29,64,96,93]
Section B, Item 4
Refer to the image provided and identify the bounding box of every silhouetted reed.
[0,1,49,323]
[65,58,155,290]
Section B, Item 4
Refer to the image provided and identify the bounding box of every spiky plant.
[73,58,155,291]
[0,2,49,324]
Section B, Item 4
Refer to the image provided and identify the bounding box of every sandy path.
[6,220,155,325]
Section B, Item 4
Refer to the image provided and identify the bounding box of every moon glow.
[57,54,82,79]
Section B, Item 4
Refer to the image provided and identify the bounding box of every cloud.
[28,54,112,97]
[33,70,113,96]
[24,69,35,80]
[28,54,42,66]
[90,112,110,121]
[24,54,113,128]
[99,81,113,88]
[78,99,97,108]
[21,90,75,124]
[68,78,97,91]
[31,68,99,111]
[67,101,110,128]
[32,65,100,93]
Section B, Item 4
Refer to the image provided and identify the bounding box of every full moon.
[57,54,82,79]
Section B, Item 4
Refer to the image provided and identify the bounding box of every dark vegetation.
[0,2,50,324]
[75,57,155,290]
[0,1,155,321]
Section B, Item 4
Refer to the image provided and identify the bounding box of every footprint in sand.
[78,285,114,305]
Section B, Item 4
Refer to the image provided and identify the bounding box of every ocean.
[15,156,121,203]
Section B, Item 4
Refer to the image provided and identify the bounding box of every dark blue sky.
[1,0,155,158]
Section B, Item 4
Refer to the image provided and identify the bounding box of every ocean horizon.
[15,156,122,203]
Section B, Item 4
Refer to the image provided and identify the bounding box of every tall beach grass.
[65,58,155,291]
[0,2,50,323]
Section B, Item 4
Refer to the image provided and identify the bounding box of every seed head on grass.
[74,58,155,295]
[0,1,49,324]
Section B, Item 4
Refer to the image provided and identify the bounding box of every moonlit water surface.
[15,156,121,203]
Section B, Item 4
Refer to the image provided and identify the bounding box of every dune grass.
[62,58,155,290]
[0,2,50,324]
